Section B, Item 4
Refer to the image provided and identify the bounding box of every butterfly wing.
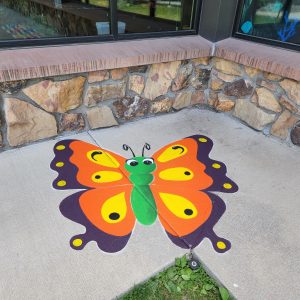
[151,135,238,253]
[152,135,238,192]
[151,186,230,253]
[51,139,135,252]
[60,186,135,252]
[51,139,130,190]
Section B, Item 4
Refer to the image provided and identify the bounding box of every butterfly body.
[125,156,157,225]
[51,135,238,254]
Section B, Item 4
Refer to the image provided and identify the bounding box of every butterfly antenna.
[123,144,136,157]
[142,143,151,156]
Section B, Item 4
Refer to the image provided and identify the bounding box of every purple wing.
[187,135,238,193]
[50,140,88,190]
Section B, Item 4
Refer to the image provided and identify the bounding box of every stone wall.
[0,58,210,150]
[0,57,299,151]
[209,58,300,146]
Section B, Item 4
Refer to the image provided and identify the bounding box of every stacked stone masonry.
[0,56,299,151]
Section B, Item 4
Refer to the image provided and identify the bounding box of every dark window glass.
[0,0,110,40]
[237,0,300,46]
[0,0,198,46]
[117,0,196,34]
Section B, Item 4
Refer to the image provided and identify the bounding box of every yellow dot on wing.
[56,145,65,150]
[57,180,67,187]
[217,241,226,250]
[199,137,208,143]
[212,163,221,169]
[159,167,194,181]
[72,239,83,247]
[101,193,127,224]
[223,183,232,189]
[56,162,64,167]
[159,193,198,219]
[157,144,187,162]
[92,171,123,183]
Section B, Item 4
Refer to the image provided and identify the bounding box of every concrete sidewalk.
[0,108,299,300]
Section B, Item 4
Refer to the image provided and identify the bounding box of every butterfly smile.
[51,135,238,253]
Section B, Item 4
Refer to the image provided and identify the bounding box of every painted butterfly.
[50,135,238,254]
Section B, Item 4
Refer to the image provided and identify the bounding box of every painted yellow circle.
[199,138,208,143]
[212,163,221,169]
[56,145,65,150]
[223,183,232,189]
[56,162,64,167]
[57,180,67,187]
[217,241,226,250]
[72,239,83,247]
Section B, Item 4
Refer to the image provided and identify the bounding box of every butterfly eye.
[143,158,154,165]
[126,159,138,166]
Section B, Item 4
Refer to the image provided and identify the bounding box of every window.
[0,0,200,47]
[234,0,300,50]
[117,0,195,34]
[0,0,111,39]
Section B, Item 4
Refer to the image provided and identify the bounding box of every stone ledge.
[0,36,212,82]
[2,36,299,83]
[215,38,300,81]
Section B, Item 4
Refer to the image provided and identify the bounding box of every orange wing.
[51,139,131,190]
[151,185,212,238]
[60,185,135,252]
[79,186,135,238]
[51,139,135,253]
[151,135,238,253]
[152,136,213,190]
[152,135,238,193]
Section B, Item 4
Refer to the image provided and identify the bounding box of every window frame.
[0,0,202,49]
[233,0,300,52]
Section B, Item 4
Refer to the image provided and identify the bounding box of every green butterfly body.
[125,156,157,225]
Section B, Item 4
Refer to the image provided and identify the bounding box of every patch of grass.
[117,3,180,21]
[118,2,150,16]
[155,5,181,21]
[88,0,180,21]
[118,256,232,300]
[254,15,279,24]
[89,0,109,8]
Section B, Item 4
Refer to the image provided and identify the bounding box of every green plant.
[219,287,230,300]
[119,255,233,300]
